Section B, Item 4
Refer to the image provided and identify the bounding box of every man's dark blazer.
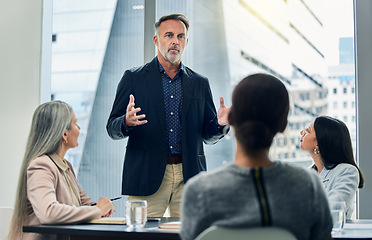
[107,57,224,196]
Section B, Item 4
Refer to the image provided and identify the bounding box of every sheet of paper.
[87,217,125,224]
[158,221,181,229]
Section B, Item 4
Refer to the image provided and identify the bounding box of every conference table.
[332,219,372,240]
[23,217,180,240]
[23,218,372,240]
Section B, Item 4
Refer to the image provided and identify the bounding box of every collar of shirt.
[157,57,185,79]
[319,167,331,180]
[48,152,81,206]
[49,152,69,172]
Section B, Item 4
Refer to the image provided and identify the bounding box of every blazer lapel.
[182,71,196,124]
[144,58,167,140]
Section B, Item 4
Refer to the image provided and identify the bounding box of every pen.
[91,197,122,206]
[148,218,161,222]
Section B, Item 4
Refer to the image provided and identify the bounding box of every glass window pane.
[51,0,356,216]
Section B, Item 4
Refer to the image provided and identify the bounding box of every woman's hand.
[96,197,115,217]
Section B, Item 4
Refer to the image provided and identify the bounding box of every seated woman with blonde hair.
[180,73,332,240]
[8,101,115,240]
[300,115,364,219]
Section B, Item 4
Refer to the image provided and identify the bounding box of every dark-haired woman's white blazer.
[319,163,359,219]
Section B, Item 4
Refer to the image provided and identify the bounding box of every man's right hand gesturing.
[124,94,148,127]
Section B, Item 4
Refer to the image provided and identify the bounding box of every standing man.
[106,13,230,217]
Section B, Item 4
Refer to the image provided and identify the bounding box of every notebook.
[87,217,125,224]
[158,221,181,229]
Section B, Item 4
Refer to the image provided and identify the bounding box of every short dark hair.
[314,116,364,188]
[228,73,289,156]
[154,13,189,35]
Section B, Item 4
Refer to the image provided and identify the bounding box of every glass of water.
[125,200,147,229]
[330,201,346,233]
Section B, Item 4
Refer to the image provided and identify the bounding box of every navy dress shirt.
[159,62,183,155]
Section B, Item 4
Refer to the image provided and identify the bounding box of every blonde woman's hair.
[8,101,73,239]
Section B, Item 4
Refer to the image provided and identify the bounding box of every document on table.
[158,221,181,229]
[87,217,125,224]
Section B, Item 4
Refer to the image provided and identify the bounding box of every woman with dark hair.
[8,101,115,240]
[300,115,364,219]
[180,74,332,240]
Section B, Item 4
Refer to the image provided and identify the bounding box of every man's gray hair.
[154,13,189,35]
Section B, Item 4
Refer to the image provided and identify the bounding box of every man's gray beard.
[159,48,181,63]
[165,55,181,63]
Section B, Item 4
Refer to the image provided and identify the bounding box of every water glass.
[330,201,346,233]
[125,200,147,229]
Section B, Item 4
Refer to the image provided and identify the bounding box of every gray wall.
[355,0,372,219]
[0,0,44,207]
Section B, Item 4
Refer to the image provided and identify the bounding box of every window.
[344,102,347,108]
[50,0,357,216]
[277,138,287,147]
[316,106,323,114]
[300,92,310,101]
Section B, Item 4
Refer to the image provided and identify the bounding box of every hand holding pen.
[91,196,121,206]
[92,197,121,217]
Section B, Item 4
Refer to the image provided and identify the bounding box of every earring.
[313,148,319,154]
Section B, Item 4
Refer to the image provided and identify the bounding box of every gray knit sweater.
[180,161,332,240]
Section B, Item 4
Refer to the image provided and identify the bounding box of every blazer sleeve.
[327,164,359,202]
[326,164,359,218]
[106,69,134,140]
[79,185,95,206]
[27,157,102,224]
[202,78,225,144]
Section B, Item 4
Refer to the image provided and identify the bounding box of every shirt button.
[170,146,173,149]
[170,129,173,132]
[169,81,172,83]
[170,112,174,115]
[171,95,174,99]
